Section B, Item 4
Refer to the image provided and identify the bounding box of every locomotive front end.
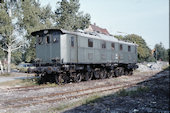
[31,29,63,75]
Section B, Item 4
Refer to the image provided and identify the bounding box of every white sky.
[40,0,169,49]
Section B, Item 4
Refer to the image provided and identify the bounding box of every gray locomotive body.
[31,29,138,83]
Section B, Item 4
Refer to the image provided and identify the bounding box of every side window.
[37,35,43,45]
[71,37,74,47]
[88,39,93,47]
[52,32,59,43]
[46,35,50,44]
[128,45,131,52]
[101,41,106,49]
[120,44,123,51]
[111,43,115,50]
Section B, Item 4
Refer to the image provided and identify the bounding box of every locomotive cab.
[32,29,62,65]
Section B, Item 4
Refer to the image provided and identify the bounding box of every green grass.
[0,73,11,76]
[44,86,150,112]
[115,86,149,97]
[0,77,58,88]
[47,94,101,112]
[162,65,170,71]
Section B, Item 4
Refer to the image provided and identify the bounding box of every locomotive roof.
[31,29,137,46]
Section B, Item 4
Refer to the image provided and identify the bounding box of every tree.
[55,0,90,31]
[114,35,124,40]
[0,3,23,73]
[154,42,169,61]
[19,0,55,62]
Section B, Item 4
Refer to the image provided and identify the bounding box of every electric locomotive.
[31,29,138,83]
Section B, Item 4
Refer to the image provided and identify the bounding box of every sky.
[40,0,169,49]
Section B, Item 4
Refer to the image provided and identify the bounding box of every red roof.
[90,24,110,35]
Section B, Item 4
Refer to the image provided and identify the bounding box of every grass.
[43,86,150,112]
[0,77,59,88]
[0,78,38,87]
[115,86,149,97]
[0,73,11,76]
[162,65,170,71]
[47,94,101,112]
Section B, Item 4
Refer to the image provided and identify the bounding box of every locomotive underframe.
[34,62,138,84]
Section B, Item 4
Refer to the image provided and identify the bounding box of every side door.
[70,35,78,63]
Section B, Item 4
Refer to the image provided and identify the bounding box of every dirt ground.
[0,69,169,113]
[64,69,170,113]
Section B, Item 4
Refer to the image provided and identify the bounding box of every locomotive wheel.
[73,73,82,82]
[55,74,69,84]
[128,70,133,76]
[121,68,125,75]
[124,70,128,75]
[85,71,93,81]
[94,70,100,79]
[40,72,48,83]
[107,70,114,78]
[114,69,119,77]
[100,70,106,79]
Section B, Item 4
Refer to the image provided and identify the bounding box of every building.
[85,23,110,35]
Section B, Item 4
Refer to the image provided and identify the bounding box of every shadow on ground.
[63,68,170,113]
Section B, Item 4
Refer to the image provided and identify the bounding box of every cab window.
[120,44,123,51]
[37,35,43,45]
[111,43,115,50]
[46,35,50,44]
[128,45,131,52]
[71,37,74,47]
[101,41,106,49]
[52,32,59,43]
[88,39,93,47]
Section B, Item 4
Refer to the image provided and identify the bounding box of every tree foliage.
[0,48,5,59]
[55,0,90,31]
[11,51,22,64]
[0,3,23,72]
[0,4,13,41]
[1,0,91,65]
[20,0,54,36]
[154,42,169,61]
[19,0,55,62]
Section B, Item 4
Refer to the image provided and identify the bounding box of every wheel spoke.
[85,71,93,81]
[74,73,82,82]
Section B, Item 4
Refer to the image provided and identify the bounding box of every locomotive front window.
[111,43,115,50]
[37,35,43,45]
[120,44,123,51]
[46,35,50,44]
[52,32,59,43]
[128,45,131,52]
[101,41,106,49]
[88,39,93,47]
[71,37,74,47]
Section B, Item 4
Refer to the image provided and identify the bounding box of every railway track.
[0,70,166,110]
[2,71,158,92]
